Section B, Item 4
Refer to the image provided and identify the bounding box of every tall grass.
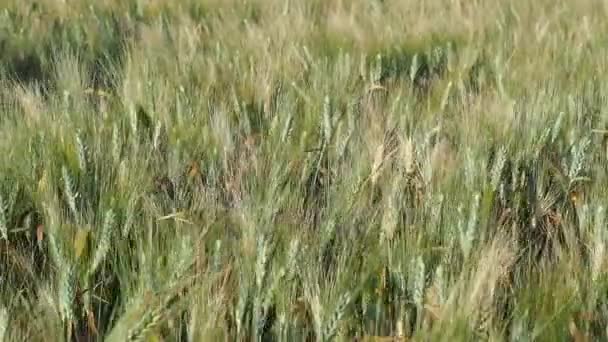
[2,0,608,340]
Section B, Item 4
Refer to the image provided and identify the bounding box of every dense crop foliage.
[1,1,608,341]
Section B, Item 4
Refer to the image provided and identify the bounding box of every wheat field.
[1,0,608,341]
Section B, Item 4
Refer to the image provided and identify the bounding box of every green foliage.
[2,0,608,341]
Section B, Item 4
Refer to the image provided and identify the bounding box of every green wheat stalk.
[0,194,7,240]
[75,130,88,173]
[0,304,7,342]
[410,256,425,309]
[90,209,115,274]
[212,239,223,273]
[322,95,332,144]
[323,292,351,341]
[491,147,506,191]
[122,194,138,237]
[59,265,76,326]
[62,166,79,222]
[112,123,121,163]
